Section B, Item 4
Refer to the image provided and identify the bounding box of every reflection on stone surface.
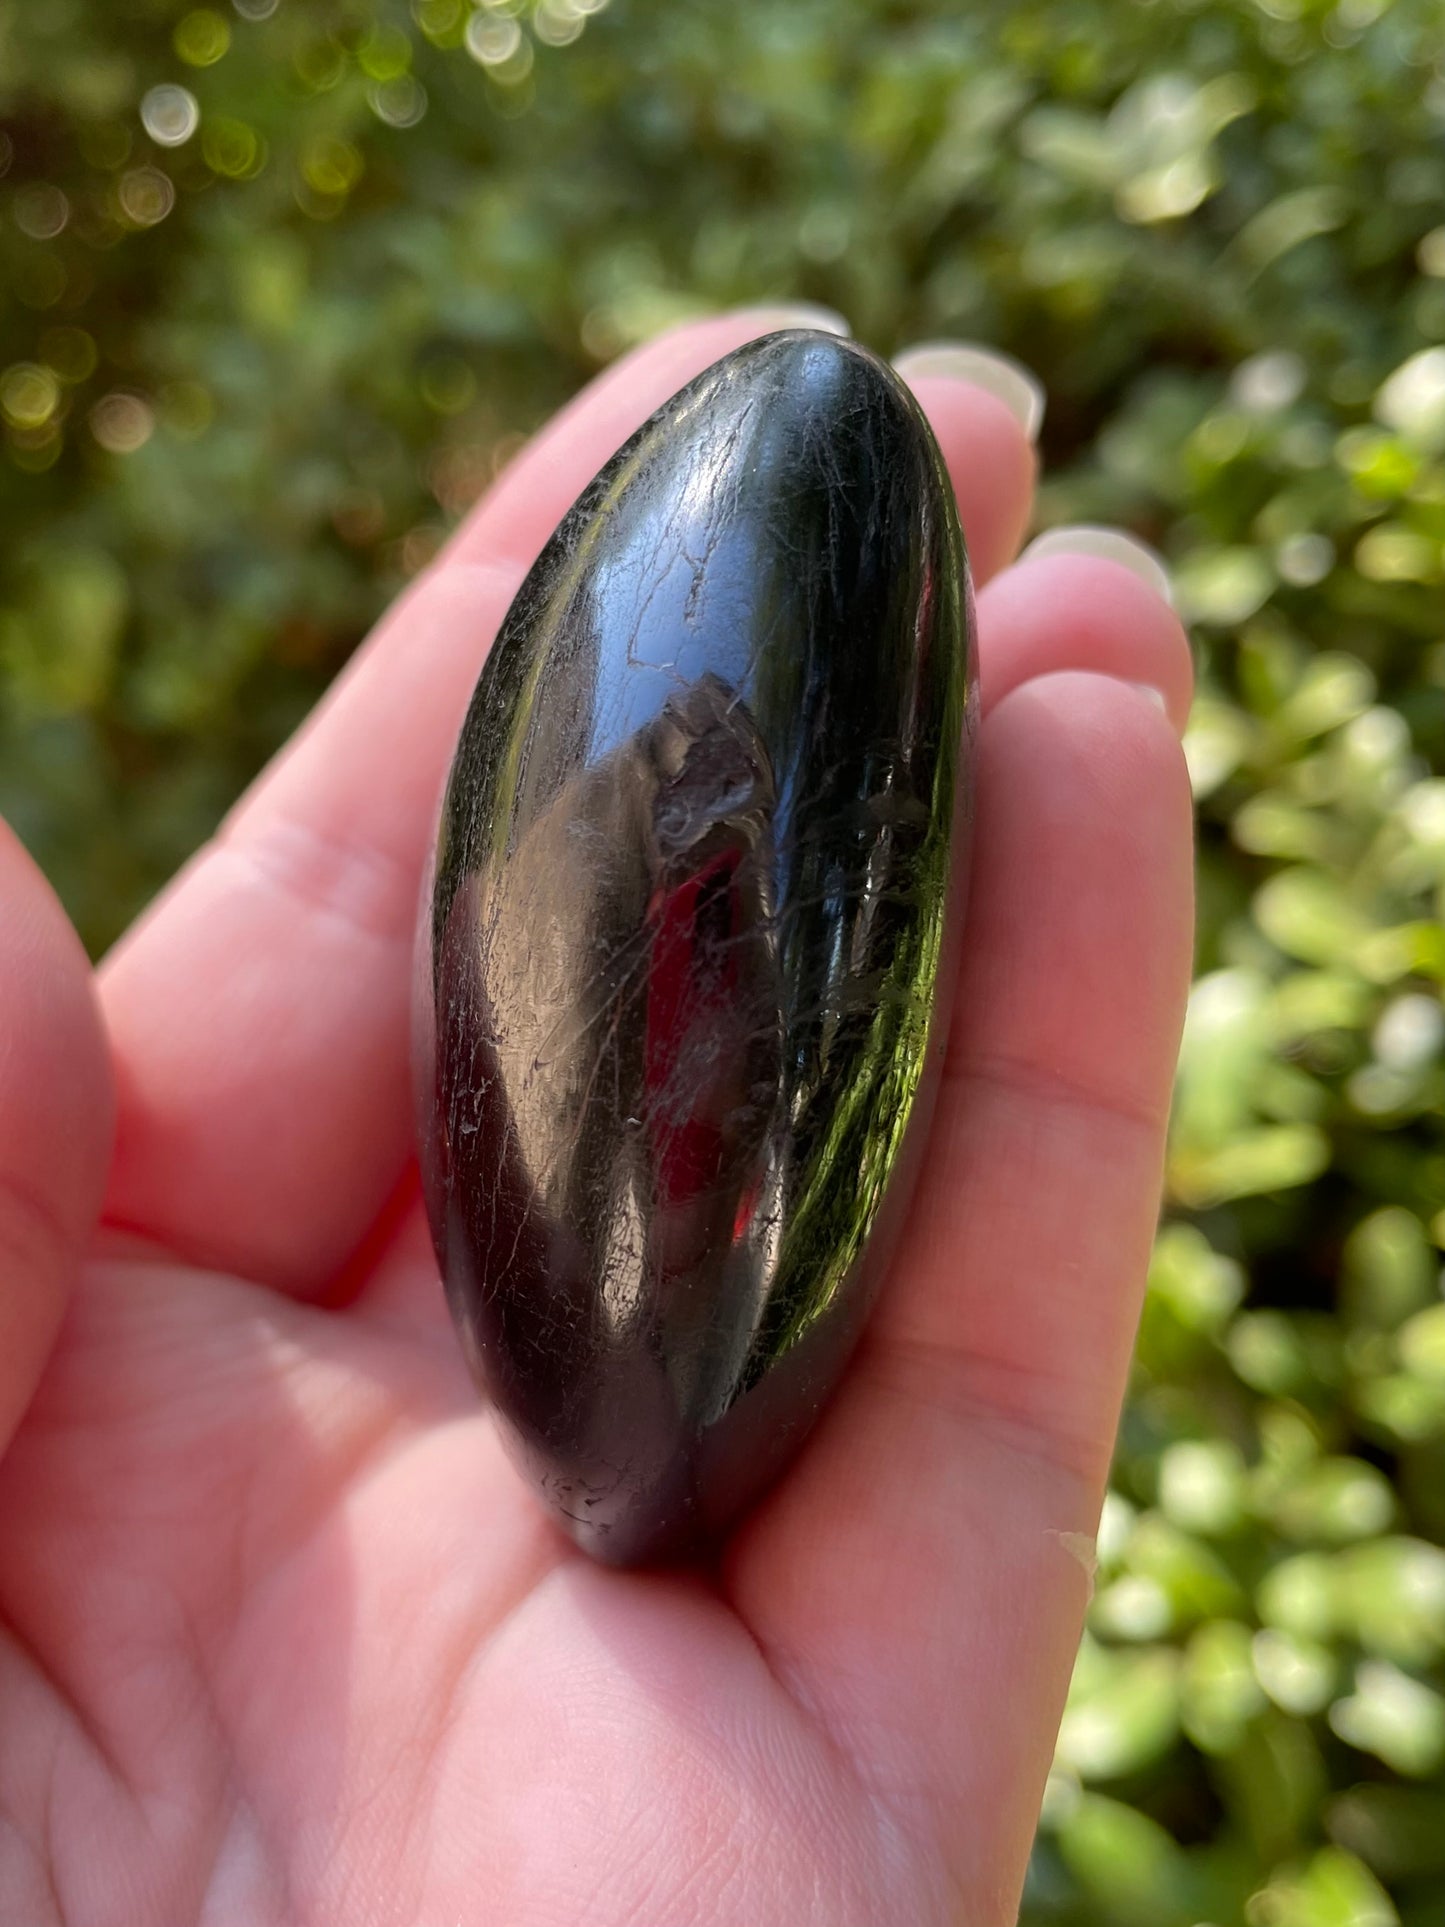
[415,329,977,1564]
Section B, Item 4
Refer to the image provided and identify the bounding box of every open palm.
[0,311,1193,1925]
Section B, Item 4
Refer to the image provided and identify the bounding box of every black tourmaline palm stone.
[415,329,977,1565]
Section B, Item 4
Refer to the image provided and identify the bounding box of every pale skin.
[0,310,1195,1924]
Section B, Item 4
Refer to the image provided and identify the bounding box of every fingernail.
[1021,525,1174,607]
[1128,681,1170,715]
[892,340,1046,443]
[741,302,851,339]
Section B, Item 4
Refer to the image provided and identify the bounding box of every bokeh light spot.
[90,392,156,453]
[466,14,522,64]
[175,8,232,65]
[413,0,464,43]
[142,84,201,148]
[370,77,428,128]
[293,38,347,91]
[118,167,177,227]
[14,184,70,240]
[359,25,413,80]
[1231,350,1306,415]
[1276,533,1335,587]
[300,136,365,198]
[202,118,265,179]
[427,443,492,516]
[535,2,586,47]
[399,522,444,574]
[1,364,61,431]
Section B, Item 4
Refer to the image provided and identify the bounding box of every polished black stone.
[415,329,977,1564]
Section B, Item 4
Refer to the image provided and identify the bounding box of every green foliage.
[3,0,1445,1918]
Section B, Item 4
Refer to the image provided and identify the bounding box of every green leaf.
[1056,1795,1197,1927]
[1331,1661,1445,1778]
[1246,1847,1398,1927]
[1057,1646,1182,1781]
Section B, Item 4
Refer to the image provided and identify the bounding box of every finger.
[99,317,1041,1298]
[726,669,1194,1915]
[0,823,114,1455]
[979,543,1193,731]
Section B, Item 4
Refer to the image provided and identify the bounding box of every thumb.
[0,822,114,1456]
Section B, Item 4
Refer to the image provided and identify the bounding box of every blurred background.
[3,0,1445,1919]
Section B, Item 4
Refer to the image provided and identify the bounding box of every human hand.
[0,309,1193,1924]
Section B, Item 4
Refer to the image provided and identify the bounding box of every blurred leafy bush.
[4,0,1445,1918]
